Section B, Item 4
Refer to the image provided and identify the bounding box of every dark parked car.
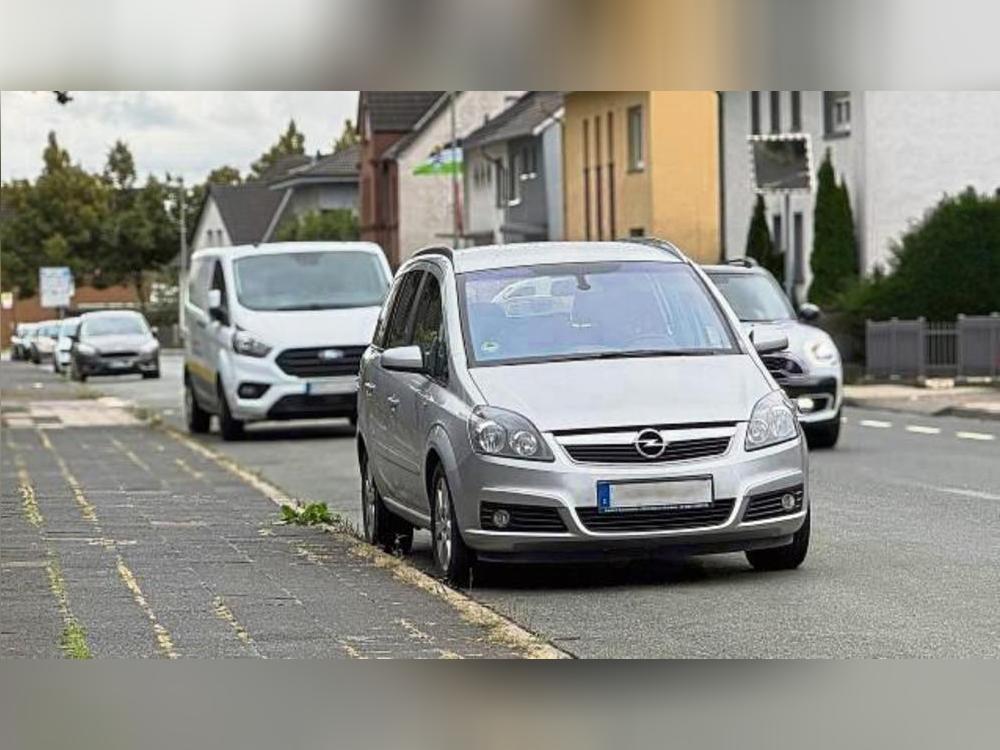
[70,310,160,381]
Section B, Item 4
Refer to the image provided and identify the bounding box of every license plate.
[596,478,713,513]
[306,377,357,396]
[109,360,131,369]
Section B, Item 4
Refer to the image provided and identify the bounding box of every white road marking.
[905,425,941,435]
[860,419,892,429]
[956,431,995,442]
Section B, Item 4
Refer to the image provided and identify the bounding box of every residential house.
[357,91,521,266]
[462,91,564,244]
[562,92,721,264]
[720,91,1000,300]
[268,143,361,220]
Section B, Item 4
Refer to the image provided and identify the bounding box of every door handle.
[417,391,433,408]
[363,381,376,395]
[386,395,400,410]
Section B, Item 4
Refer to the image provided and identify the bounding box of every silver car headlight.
[140,340,159,355]
[468,406,554,462]
[76,343,97,356]
[232,330,272,358]
[746,390,799,451]
[804,336,839,368]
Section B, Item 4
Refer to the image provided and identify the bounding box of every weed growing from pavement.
[280,502,334,526]
[60,621,92,659]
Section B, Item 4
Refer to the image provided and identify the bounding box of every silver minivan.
[357,240,809,585]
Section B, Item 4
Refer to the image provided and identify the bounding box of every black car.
[70,311,160,381]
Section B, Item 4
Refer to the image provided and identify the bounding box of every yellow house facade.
[563,91,720,263]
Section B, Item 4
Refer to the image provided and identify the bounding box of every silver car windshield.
[707,271,794,322]
[233,251,389,311]
[459,261,738,366]
[81,316,147,337]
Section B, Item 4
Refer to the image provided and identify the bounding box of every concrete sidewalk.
[844,383,1000,420]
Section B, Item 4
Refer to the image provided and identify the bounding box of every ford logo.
[318,348,344,361]
[634,428,668,459]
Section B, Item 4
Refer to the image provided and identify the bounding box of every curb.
[844,397,1000,421]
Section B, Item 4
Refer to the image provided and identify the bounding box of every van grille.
[275,345,366,378]
[576,499,735,532]
[562,436,730,464]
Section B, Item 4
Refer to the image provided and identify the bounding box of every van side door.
[185,257,216,406]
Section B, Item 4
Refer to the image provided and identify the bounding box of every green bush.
[838,188,1000,322]
[275,209,359,242]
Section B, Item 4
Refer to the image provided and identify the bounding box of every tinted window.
[706,272,794,322]
[384,271,424,349]
[233,251,389,311]
[460,261,737,366]
[410,274,446,379]
[187,258,206,310]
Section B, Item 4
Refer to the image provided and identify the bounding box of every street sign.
[1,292,12,310]
[39,266,75,308]
[748,133,813,193]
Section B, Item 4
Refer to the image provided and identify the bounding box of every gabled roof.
[256,153,313,184]
[462,91,564,150]
[268,143,361,189]
[208,184,286,245]
[364,91,445,132]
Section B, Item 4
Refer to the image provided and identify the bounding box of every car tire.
[430,464,473,587]
[142,370,160,380]
[805,410,841,449]
[746,509,810,571]
[360,451,413,552]
[71,361,87,382]
[217,383,244,441]
[184,375,211,434]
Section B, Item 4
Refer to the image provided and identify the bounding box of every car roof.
[190,241,385,263]
[412,241,686,274]
[702,264,763,275]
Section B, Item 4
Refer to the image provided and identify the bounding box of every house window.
[508,151,521,205]
[629,227,645,237]
[583,119,591,240]
[494,161,507,208]
[791,91,802,131]
[824,91,851,136]
[627,105,644,171]
[772,213,783,252]
[793,212,805,283]
[750,92,761,135]
[770,91,781,133]
[520,145,537,179]
[594,116,603,239]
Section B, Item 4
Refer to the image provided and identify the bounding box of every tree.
[250,119,306,180]
[332,119,358,152]
[809,149,858,306]
[274,209,359,242]
[205,165,242,186]
[744,193,783,282]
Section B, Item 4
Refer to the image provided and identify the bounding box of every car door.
[368,269,424,502]
[185,257,215,406]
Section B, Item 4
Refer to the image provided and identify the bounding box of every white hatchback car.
[183,242,391,439]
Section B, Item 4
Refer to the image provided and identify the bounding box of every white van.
[182,242,392,439]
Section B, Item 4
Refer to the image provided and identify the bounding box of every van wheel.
[746,509,810,571]
[430,465,472,586]
[184,376,210,434]
[217,382,244,441]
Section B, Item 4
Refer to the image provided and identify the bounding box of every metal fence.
[866,314,1000,379]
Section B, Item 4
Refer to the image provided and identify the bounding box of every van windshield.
[459,261,738,366]
[233,251,389,311]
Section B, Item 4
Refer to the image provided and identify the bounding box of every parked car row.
[179,239,843,584]
[10,310,161,382]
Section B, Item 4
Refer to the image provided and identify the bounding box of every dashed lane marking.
[905,425,941,435]
[859,419,893,429]
[956,431,995,442]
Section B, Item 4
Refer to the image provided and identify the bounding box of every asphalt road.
[14,352,1000,658]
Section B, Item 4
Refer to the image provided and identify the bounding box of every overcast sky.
[0,91,359,183]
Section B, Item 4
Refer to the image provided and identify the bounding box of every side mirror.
[207,289,227,324]
[752,330,789,355]
[798,303,821,322]
[151,325,160,338]
[381,345,424,373]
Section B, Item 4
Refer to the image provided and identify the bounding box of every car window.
[706,271,794,322]
[211,260,229,314]
[187,257,208,310]
[384,271,424,349]
[81,315,148,337]
[410,274,447,380]
[459,261,738,366]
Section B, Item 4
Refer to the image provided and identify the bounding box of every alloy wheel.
[362,461,377,544]
[433,476,452,573]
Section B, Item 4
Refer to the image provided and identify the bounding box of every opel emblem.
[634,428,667,459]
[318,348,344,361]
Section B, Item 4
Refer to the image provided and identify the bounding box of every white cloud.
[0,91,358,182]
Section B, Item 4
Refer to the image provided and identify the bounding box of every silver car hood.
[87,334,153,353]
[469,355,771,432]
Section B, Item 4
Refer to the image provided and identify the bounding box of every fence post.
[956,314,965,380]
[992,312,1000,379]
[918,317,927,381]
[889,317,897,378]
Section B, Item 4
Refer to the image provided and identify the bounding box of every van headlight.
[805,336,839,367]
[232,330,272,358]
[746,390,799,451]
[468,406,554,462]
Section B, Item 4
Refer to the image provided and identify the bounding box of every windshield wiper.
[588,349,722,360]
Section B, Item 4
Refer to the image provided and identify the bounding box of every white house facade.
[721,91,1000,302]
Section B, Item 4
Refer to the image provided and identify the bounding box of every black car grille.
[742,486,804,522]
[563,436,730,464]
[99,350,137,358]
[576,499,735,532]
[761,355,804,381]
[275,345,366,378]
[480,502,567,532]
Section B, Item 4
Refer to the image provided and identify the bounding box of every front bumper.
[223,354,358,422]
[779,373,842,425]
[456,423,808,557]
[77,352,158,376]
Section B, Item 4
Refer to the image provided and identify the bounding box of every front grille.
[563,436,730,464]
[266,393,357,420]
[742,486,804,522]
[762,355,804,381]
[99,350,137,358]
[480,502,567,532]
[576,499,735,532]
[275,345,366,378]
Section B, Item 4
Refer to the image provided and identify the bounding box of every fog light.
[781,493,797,511]
[796,397,815,412]
[492,509,511,529]
[237,382,270,399]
